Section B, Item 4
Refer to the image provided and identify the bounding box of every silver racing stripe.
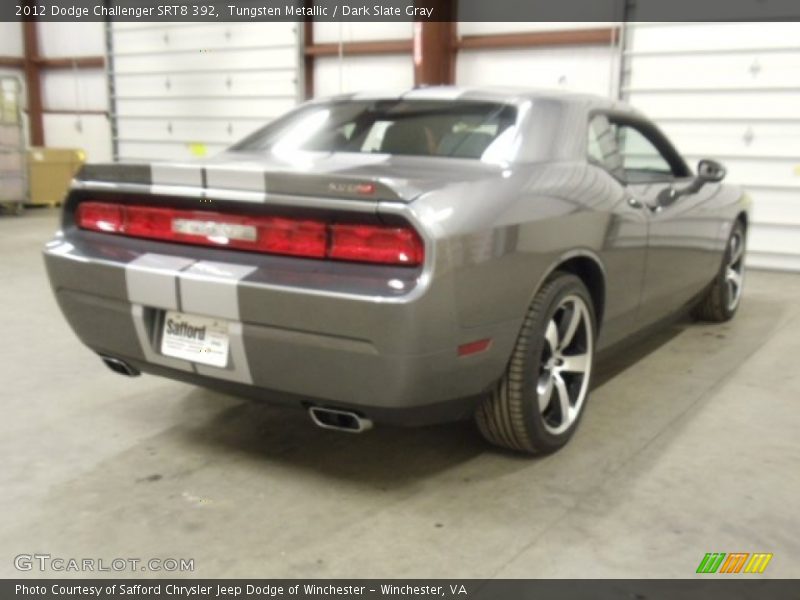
[180,261,256,384]
[126,253,195,309]
[205,165,267,192]
[179,261,256,321]
[126,253,196,373]
[121,152,262,384]
[150,163,203,187]
[125,255,258,382]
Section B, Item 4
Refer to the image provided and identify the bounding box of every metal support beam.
[34,56,104,69]
[2,54,105,71]
[0,56,24,68]
[456,28,619,51]
[303,19,314,99]
[43,109,108,116]
[22,20,44,146]
[413,1,456,86]
[305,40,413,57]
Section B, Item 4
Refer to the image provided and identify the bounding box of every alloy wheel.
[536,295,594,435]
[725,230,745,311]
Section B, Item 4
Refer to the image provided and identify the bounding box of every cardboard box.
[27,147,86,206]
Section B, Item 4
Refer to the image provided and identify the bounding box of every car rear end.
[45,94,532,427]
[43,160,512,426]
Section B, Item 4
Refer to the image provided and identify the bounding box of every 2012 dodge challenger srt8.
[43,87,750,454]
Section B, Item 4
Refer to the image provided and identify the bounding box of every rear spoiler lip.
[70,179,386,215]
[75,162,413,203]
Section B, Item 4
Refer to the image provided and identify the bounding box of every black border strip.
[6,0,800,22]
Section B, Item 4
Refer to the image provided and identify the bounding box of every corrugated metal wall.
[623,22,800,272]
[108,23,301,161]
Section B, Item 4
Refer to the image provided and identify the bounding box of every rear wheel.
[476,273,596,454]
[693,220,746,322]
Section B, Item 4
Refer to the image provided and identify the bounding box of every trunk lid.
[76,151,505,204]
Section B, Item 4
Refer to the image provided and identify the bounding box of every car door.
[608,115,721,326]
[585,114,649,349]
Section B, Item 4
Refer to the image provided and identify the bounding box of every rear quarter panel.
[401,161,640,354]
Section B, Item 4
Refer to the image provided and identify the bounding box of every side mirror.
[697,158,726,183]
[656,158,727,209]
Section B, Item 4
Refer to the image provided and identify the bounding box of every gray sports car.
[43,87,749,454]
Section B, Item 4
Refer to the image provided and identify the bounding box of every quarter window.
[587,115,624,179]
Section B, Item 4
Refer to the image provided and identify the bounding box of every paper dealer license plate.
[161,311,230,368]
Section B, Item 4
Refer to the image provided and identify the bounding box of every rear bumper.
[44,231,519,424]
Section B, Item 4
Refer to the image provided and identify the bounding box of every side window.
[614,123,676,183]
[587,115,624,179]
[361,121,392,152]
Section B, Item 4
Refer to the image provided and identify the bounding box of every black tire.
[692,220,746,323]
[476,272,596,455]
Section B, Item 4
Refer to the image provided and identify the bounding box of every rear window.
[230,99,518,160]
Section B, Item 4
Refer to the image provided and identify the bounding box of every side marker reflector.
[458,338,492,357]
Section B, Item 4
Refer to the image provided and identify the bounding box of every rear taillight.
[329,224,424,265]
[76,202,124,233]
[121,205,327,258]
[75,201,423,266]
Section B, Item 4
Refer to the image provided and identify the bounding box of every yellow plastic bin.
[27,147,86,206]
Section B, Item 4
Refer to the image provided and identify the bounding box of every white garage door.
[455,23,619,96]
[311,22,413,98]
[108,23,301,162]
[623,22,800,272]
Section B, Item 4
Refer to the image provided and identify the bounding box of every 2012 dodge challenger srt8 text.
[43,87,749,454]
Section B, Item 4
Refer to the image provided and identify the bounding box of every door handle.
[627,196,644,209]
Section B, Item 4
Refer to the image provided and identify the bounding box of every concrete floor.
[1,208,799,579]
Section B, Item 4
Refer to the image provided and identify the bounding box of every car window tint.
[361,121,392,152]
[615,124,676,183]
[587,115,624,179]
[230,100,517,160]
[587,128,604,163]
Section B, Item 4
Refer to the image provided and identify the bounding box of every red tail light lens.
[75,201,423,266]
[330,224,424,265]
[122,206,327,258]
[256,217,326,258]
[75,202,124,233]
[125,205,173,240]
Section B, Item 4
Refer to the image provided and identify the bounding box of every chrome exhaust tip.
[309,406,373,433]
[99,355,140,377]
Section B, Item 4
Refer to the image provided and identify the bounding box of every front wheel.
[693,220,746,322]
[476,273,596,455]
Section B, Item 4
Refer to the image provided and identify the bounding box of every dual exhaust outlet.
[100,355,140,377]
[308,406,373,433]
[99,355,372,434]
